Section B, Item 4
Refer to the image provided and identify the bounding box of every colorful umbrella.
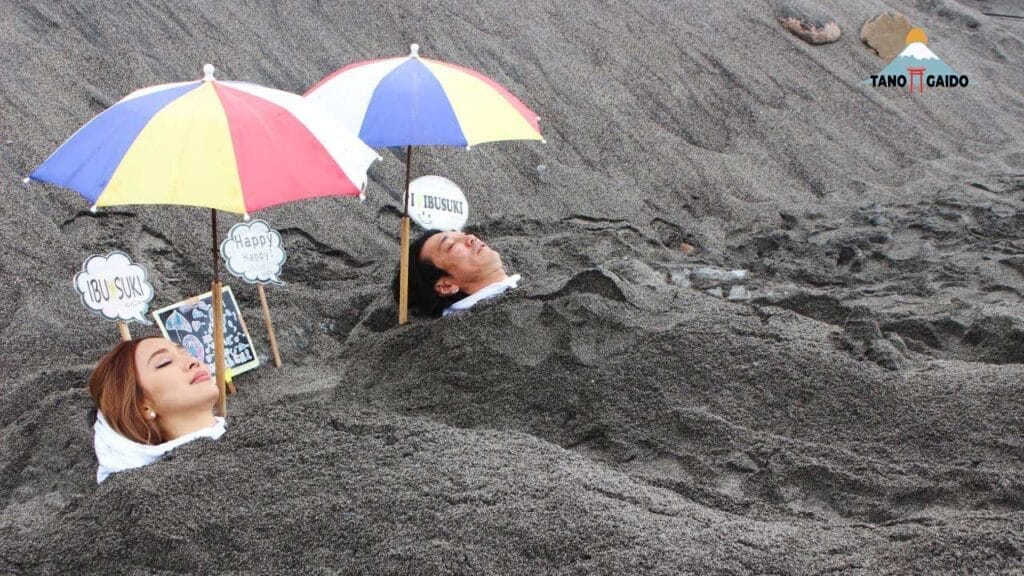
[28,64,380,414]
[30,65,378,213]
[305,44,543,323]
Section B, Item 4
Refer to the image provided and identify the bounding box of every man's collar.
[444,274,521,316]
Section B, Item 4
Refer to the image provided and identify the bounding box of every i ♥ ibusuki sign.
[74,251,154,325]
[408,175,468,231]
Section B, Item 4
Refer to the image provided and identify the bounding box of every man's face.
[420,231,503,293]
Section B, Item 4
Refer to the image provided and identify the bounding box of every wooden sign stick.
[256,284,282,368]
[116,321,132,342]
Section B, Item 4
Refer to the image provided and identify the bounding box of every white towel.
[94,411,226,484]
[443,274,521,316]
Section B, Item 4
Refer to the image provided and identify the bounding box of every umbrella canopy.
[305,45,543,325]
[305,44,543,148]
[30,65,379,214]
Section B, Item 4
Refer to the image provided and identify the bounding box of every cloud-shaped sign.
[408,175,468,231]
[74,252,154,324]
[220,220,286,285]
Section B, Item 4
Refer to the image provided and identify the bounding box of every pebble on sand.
[861,12,912,60]
[778,2,842,45]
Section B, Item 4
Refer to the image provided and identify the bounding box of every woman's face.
[134,338,218,417]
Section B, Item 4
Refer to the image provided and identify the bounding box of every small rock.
[779,2,842,45]
[705,287,724,298]
[690,268,748,289]
[727,285,751,301]
[861,12,912,61]
[678,242,697,255]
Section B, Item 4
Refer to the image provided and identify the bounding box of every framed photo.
[152,285,260,378]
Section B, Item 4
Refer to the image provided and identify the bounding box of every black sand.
[1,1,1023,574]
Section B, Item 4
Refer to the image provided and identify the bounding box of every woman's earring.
[147,410,157,420]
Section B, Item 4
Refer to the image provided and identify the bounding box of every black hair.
[392,230,467,317]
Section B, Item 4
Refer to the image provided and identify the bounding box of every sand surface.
[1,0,1023,574]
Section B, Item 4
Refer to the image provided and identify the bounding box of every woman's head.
[89,337,218,445]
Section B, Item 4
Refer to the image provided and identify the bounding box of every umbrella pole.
[398,145,413,325]
[211,209,228,417]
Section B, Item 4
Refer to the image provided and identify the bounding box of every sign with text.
[74,251,154,324]
[219,220,286,285]
[152,286,260,378]
[408,175,468,231]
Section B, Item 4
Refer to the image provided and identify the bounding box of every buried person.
[394,230,521,317]
[90,337,225,483]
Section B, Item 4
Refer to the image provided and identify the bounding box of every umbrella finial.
[203,64,216,81]
[21,176,30,184]
[410,44,420,58]
[243,212,251,221]
[89,204,98,214]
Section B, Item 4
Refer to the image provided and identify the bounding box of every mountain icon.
[873,41,958,79]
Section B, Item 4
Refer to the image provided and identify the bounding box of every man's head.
[393,230,507,317]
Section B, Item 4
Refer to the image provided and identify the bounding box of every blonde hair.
[89,337,165,445]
